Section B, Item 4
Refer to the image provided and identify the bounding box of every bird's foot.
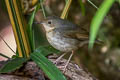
[53,51,74,73]
[53,53,67,64]
[62,52,74,73]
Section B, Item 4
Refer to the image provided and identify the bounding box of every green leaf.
[7,0,28,58]
[89,0,115,49]
[78,0,86,16]
[30,52,66,80]
[35,45,60,56]
[117,0,120,3]
[28,4,40,51]
[65,0,68,3]
[38,0,46,18]
[0,53,10,59]
[0,57,27,73]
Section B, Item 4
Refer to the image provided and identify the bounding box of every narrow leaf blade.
[89,0,115,49]
[31,52,66,80]
[28,5,40,51]
[78,0,86,15]
[0,57,27,73]
[35,45,60,56]
[39,0,46,18]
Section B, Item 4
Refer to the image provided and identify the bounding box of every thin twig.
[0,53,10,59]
[0,34,16,54]
[87,0,98,10]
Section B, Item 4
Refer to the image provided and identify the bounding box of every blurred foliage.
[31,51,66,80]
[61,0,72,19]
[0,0,120,80]
[0,57,27,73]
[78,0,85,15]
[0,0,66,80]
[0,0,7,12]
[89,0,115,49]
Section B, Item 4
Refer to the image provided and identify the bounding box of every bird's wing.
[55,27,89,41]
[63,30,89,41]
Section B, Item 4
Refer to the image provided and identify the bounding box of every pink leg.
[63,50,74,73]
[54,52,67,64]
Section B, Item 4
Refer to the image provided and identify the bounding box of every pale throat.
[43,24,55,33]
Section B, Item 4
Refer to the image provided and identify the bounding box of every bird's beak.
[34,21,43,24]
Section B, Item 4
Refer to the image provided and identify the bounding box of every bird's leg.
[54,52,67,64]
[63,50,74,73]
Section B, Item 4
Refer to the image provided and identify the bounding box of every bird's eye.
[48,21,51,24]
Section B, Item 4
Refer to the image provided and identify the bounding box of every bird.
[36,16,94,72]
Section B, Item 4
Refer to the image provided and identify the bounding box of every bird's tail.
[79,39,103,47]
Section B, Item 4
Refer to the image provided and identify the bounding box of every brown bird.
[37,16,93,72]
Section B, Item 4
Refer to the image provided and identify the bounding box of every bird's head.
[36,16,64,33]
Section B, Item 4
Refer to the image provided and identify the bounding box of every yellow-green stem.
[5,0,31,58]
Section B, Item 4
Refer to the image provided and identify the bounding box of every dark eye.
[48,21,51,24]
